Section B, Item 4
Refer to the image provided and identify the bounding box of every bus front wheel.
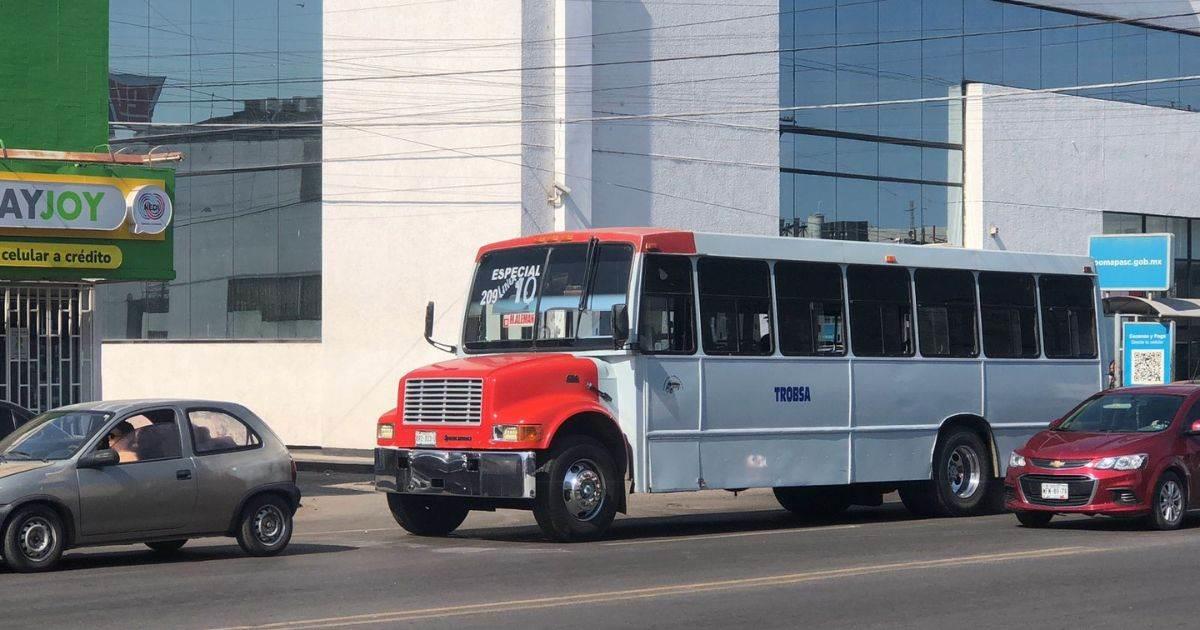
[533,435,619,542]
[903,428,994,518]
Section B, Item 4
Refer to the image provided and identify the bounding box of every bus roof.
[476,228,1095,276]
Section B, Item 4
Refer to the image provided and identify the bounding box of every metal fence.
[0,284,93,413]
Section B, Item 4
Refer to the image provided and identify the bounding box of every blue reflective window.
[1147,31,1180,107]
[1040,11,1077,88]
[1113,25,1148,104]
[794,134,837,172]
[1077,20,1113,99]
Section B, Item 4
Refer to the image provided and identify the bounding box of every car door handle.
[176,469,192,480]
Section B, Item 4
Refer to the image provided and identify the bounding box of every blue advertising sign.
[1122,321,1174,386]
[1088,234,1172,291]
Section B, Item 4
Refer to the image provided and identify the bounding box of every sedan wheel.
[1148,472,1186,531]
[236,494,294,556]
[2,505,65,572]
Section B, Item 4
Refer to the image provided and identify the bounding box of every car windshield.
[1056,394,1183,433]
[0,411,112,461]
[462,243,632,352]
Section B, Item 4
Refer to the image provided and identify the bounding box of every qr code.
[1131,349,1166,385]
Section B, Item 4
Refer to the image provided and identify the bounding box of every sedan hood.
[0,460,52,479]
[1023,430,1162,458]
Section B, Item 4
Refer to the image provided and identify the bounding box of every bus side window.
[638,255,696,354]
[915,268,978,358]
[775,261,845,356]
[698,257,773,356]
[847,265,914,357]
[1039,274,1097,359]
[979,272,1040,358]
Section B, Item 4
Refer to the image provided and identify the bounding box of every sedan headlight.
[1090,454,1148,470]
[1009,451,1026,467]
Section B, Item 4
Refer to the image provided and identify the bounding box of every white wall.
[589,1,779,234]
[964,82,1200,255]
[102,0,784,449]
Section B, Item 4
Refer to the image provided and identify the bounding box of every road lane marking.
[601,523,862,546]
[213,546,1096,629]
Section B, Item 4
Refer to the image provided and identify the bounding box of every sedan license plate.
[1041,482,1069,501]
[415,431,437,447]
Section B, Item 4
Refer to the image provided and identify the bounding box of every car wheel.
[773,486,851,518]
[2,505,65,573]
[386,493,469,537]
[533,436,619,542]
[236,494,293,556]
[1147,472,1187,531]
[145,539,188,554]
[1014,511,1053,528]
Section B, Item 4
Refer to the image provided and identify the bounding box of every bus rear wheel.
[533,435,619,542]
[773,486,851,518]
[903,428,994,518]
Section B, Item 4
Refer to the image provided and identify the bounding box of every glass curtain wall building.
[100,0,323,340]
[780,0,1200,244]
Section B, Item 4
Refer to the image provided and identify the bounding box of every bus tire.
[929,427,993,517]
[533,435,619,542]
[773,486,851,518]
[386,493,470,537]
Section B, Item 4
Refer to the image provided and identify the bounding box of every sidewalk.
[289,447,374,474]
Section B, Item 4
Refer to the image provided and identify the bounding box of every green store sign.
[0,160,174,281]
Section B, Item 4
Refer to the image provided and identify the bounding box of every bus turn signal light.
[493,424,542,442]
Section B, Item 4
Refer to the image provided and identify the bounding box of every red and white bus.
[375,228,1104,540]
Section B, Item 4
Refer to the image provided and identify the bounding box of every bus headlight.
[377,423,395,440]
[493,424,542,442]
[1009,451,1026,468]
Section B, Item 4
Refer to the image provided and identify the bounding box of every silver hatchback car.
[0,399,300,572]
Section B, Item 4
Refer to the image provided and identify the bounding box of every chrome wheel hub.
[19,517,54,560]
[562,458,605,521]
[1160,480,1183,524]
[253,505,286,545]
[947,445,982,499]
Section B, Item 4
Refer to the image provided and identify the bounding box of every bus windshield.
[463,243,632,352]
[1056,393,1182,433]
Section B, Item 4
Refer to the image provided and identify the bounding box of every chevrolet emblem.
[1049,460,1066,468]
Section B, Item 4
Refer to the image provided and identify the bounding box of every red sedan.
[1005,384,1200,530]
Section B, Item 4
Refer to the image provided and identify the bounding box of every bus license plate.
[415,431,437,447]
[1041,483,1069,500]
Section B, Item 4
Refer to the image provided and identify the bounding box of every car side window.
[101,409,183,464]
[187,409,262,455]
[0,408,13,439]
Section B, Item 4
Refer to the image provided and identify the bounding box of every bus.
[374,228,1105,541]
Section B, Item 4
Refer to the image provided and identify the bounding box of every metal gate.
[0,284,93,413]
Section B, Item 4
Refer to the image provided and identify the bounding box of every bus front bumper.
[374,447,538,499]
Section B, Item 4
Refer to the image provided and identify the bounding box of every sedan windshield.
[1056,394,1182,433]
[0,411,112,461]
[463,243,632,352]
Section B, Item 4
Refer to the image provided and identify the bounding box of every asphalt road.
[3,472,1199,629]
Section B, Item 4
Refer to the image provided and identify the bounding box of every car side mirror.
[78,449,119,469]
[1048,417,1065,430]
[1186,420,1200,436]
[612,304,629,347]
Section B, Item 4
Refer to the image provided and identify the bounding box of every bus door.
[637,255,702,491]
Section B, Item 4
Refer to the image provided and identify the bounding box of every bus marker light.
[884,255,898,264]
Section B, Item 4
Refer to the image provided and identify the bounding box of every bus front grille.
[403,378,484,423]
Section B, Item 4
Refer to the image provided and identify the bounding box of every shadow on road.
[453,502,924,544]
[0,542,356,575]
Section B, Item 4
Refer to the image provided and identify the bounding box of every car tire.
[2,504,65,573]
[903,428,994,518]
[773,486,851,518]
[236,494,294,557]
[1147,471,1187,531]
[145,539,188,554]
[533,436,619,542]
[1014,511,1053,528]
[386,493,470,537]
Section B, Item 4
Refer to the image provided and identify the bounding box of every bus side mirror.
[612,304,629,347]
[424,301,435,341]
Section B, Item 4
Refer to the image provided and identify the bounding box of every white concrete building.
[96,0,1200,448]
